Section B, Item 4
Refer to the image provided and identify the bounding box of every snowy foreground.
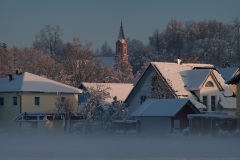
[0,134,240,160]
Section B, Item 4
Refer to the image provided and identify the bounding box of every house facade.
[125,62,236,115]
[226,73,240,116]
[0,72,82,132]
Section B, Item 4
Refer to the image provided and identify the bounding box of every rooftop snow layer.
[0,72,82,94]
[131,98,190,117]
[81,82,133,103]
[151,62,235,109]
[151,62,214,97]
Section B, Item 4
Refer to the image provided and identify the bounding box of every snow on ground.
[0,133,240,160]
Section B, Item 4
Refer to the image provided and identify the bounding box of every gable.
[152,62,194,97]
[201,71,223,91]
[124,64,176,108]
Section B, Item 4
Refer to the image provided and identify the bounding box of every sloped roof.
[152,62,214,97]
[150,62,235,109]
[212,70,233,97]
[226,72,240,85]
[217,67,239,82]
[180,69,210,91]
[81,82,134,103]
[0,72,82,94]
[118,21,125,41]
[132,98,197,117]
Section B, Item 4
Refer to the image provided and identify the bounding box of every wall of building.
[199,75,221,112]
[126,68,155,113]
[0,93,21,132]
[139,116,171,136]
[126,67,175,113]
[21,93,78,113]
[0,92,78,132]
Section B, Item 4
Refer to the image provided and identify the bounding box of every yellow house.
[226,74,240,116]
[217,67,240,95]
[0,72,82,132]
[226,73,240,128]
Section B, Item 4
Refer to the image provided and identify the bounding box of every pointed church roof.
[118,21,125,41]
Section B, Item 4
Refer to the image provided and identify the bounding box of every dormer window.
[205,81,214,87]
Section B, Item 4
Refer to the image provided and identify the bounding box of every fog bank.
[0,134,239,160]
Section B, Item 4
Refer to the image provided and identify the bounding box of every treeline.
[0,18,239,86]
[0,37,134,87]
[128,18,240,74]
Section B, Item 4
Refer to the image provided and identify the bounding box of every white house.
[125,62,236,115]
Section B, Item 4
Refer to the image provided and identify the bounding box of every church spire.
[118,20,125,40]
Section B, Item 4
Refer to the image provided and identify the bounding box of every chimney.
[16,68,23,75]
[177,57,182,65]
[8,74,13,81]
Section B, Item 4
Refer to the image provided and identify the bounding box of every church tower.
[115,21,132,71]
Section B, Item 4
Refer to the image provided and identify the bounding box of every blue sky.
[1,0,240,51]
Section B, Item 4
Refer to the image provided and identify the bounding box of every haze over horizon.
[1,0,240,50]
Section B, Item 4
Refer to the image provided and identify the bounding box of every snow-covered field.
[0,134,240,160]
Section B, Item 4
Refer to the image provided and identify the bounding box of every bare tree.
[60,38,103,86]
[0,45,13,77]
[33,25,64,55]
[95,42,114,57]
[54,93,74,133]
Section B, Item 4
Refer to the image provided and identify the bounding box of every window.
[140,96,146,104]
[13,97,17,106]
[35,97,40,106]
[205,81,214,87]
[0,97,4,106]
[211,96,216,111]
[202,96,208,111]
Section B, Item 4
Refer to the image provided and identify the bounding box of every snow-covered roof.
[81,82,133,104]
[150,62,235,109]
[182,63,215,69]
[131,98,193,117]
[0,72,82,94]
[95,56,116,67]
[151,62,214,97]
[217,67,239,82]
[180,69,210,91]
[212,70,233,97]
